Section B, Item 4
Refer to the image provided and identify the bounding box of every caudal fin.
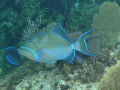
[74,30,99,56]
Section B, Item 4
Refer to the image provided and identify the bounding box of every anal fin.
[63,49,75,63]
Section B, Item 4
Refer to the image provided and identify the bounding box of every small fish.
[6,47,20,66]
[17,21,99,63]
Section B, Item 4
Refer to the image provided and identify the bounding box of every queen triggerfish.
[6,21,100,65]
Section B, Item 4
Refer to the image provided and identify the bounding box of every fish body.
[18,21,99,63]
[19,33,73,63]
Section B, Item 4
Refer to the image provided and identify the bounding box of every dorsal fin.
[49,21,72,43]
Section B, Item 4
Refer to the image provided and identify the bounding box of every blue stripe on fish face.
[18,46,37,59]
[18,50,36,59]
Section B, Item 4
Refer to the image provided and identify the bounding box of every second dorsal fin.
[49,21,72,43]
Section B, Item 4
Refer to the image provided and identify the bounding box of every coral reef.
[97,63,120,90]
[92,1,120,48]
[63,63,71,76]
[0,60,98,90]
[79,43,120,83]
[81,58,105,83]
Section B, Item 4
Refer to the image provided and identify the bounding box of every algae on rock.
[92,1,120,48]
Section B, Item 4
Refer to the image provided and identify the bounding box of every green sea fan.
[92,1,120,47]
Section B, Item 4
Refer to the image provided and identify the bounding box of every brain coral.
[97,62,120,90]
[92,1,120,48]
